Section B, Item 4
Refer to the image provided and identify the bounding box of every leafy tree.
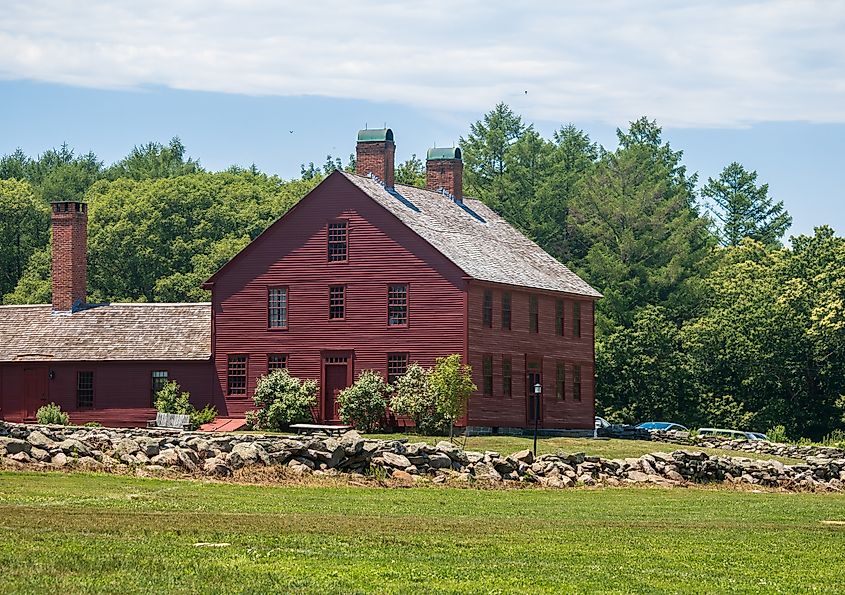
[2,143,104,203]
[2,245,51,304]
[428,354,476,439]
[395,154,426,188]
[391,363,449,435]
[596,305,692,424]
[702,162,791,246]
[249,369,317,430]
[0,179,50,298]
[337,370,392,432]
[106,137,202,180]
[569,117,713,333]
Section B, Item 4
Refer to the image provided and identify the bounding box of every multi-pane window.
[573,364,582,401]
[388,284,408,326]
[329,286,345,319]
[328,221,348,261]
[573,301,582,338]
[268,287,288,328]
[77,371,94,409]
[482,289,493,328]
[556,300,564,336]
[482,355,493,396]
[227,355,248,395]
[556,363,565,400]
[502,355,512,397]
[151,370,168,405]
[502,292,512,330]
[529,295,539,333]
[268,354,287,371]
[387,353,409,384]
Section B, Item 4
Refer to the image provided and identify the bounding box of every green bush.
[391,363,450,435]
[83,421,103,428]
[35,402,69,425]
[337,370,392,433]
[765,425,790,444]
[821,429,845,449]
[249,369,317,431]
[154,381,217,430]
[154,381,192,415]
[428,354,476,439]
[190,405,218,430]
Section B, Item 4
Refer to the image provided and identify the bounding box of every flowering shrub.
[337,370,392,433]
[248,369,317,430]
[154,381,218,430]
[391,363,450,435]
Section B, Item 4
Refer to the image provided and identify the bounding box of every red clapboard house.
[0,127,601,432]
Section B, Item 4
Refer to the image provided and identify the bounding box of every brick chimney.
[426,147,463,203]
[356,128,395,189]
[51,201,87,313]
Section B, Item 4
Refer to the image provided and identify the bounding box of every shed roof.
[0,303,211,362]
[342,172,602,297]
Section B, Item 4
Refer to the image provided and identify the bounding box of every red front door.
[23,367,48,420]
[323,356,350,422]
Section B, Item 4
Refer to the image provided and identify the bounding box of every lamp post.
[533,382,541,456]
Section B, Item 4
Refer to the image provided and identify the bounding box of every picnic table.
[289,423,351,437]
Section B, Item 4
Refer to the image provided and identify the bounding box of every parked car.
[636,421,689,432]
[697,428,768,441]
[595,416,610,429]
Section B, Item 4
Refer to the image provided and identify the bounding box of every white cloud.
[0,0,843,127]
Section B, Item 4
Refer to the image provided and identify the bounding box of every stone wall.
[1,422,843,491]
[649,430,845,461]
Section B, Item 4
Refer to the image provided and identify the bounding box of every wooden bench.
[147,412,192,431]
[289,423,351,437]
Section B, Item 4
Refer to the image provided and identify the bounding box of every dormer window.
[328,221,348,261]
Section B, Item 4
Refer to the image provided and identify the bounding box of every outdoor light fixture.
[533,382,542,456]
[48,370,55,380]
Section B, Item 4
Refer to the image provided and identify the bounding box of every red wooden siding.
[467,281,596,429]
[0,360,216,427]
[208,173,468,419]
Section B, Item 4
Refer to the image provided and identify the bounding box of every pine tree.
[702,162,792,246]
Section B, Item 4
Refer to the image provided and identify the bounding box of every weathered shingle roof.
[0,303,211,362]
[342,172,602,297]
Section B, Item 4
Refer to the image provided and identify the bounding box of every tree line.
[1,106,841,440]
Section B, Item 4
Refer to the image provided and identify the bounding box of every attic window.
[328,221,348,261]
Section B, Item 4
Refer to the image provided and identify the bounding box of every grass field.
[1,472,844,593]
[363,434,804,464]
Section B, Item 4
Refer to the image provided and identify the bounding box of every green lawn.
[1,472,844,593]
[364,433,803,464]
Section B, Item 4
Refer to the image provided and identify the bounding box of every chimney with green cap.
[426,147,462,203]
[355,128,395,189]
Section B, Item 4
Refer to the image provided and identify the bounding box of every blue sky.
[1,1,843,238]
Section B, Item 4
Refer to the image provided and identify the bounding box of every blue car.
[636,421,689,432]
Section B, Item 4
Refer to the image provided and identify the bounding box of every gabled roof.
[342,173,602,297]
[0,303,211,362]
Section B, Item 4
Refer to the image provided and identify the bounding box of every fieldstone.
[428,452,452,469]
[51,452,68,466]
[381,451,412,469]
[138,438,161,458]
[512,449,534,465]
[8,451,31,463]
[627,470,651,482]
[472,462,502,481]
[392,469,414,483]
[114,438,141,456]
[203,458,232,477]
[29,447,51,462]
[0,437,31,455]
[665,469,685,482]
[287,460,312,475]
[27,430,56,449]
[150,449,180,467]
[228,443,262,469]
[464,451,484,464]
[57,439,91,458]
